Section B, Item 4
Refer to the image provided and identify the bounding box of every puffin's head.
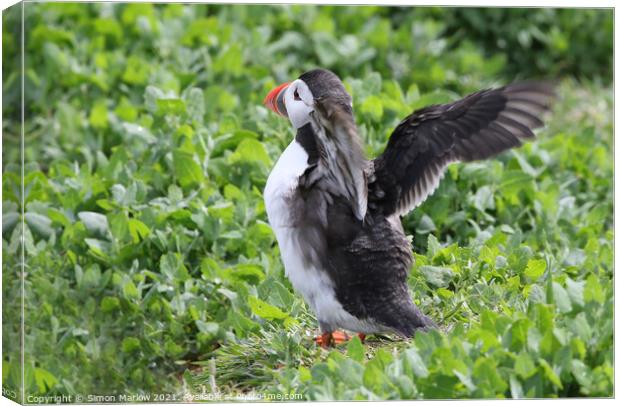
[263,68,352,129]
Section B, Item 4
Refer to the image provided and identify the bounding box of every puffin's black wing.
[369,82,555,217]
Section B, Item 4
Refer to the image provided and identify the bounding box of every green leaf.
[298,366,312,382]
[78,211,110,237]
[500,170,533,195]
[128,219,150,242]
[159,253,190,282]
[34,368,58,393]
[47,208,70,227]
[524,258,546,281]
[122,337,141,353]
[89,99,108,129]
[172,149,204,187]
[82,265,102,288]
[454,369,476,392]
[108,212,130,242]
[552,282,572,313]
[404,348,429,378]
[584,273,604,304]
[509,374,524,399]
[247,296,289,320]
[510,319,531,350]
[539,358,563,389]
[24,212,53,238]
[182,17,219,46]
[420,265,453,288]
[122,122,156,143]
[122,55,150,85]
[121,3,155,27]
[566,277,585,307]
[436,287,454,298]
[213,44,243,76]
[156,98,186,115]
[84,238,112,260]
[122,279,140,300]
[514,352,536,379]
[101,296,120,312]
[145,85,167,112]
[427,234,441,257]
[2,359,10,386]
[473,357,508,393]
[572,312,592,342]
[196,320,219,335]
[472,185,495,211]
[186,87,205,121]
[417,214,436,234]
[2,211,19,235]
[115,97,138,122]
[211,130,259,157]
[363,362,388,392]
[229,139,271,166]
[359,95,384,121]
[231,264,265,285]
[570,359,592,389]
[534,303,554,331]
[346,336,365,362]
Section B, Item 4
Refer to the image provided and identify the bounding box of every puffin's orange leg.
[358,333,366,343]
[314,331,351,348]
[331,331,350,344]
[314,332,333,348]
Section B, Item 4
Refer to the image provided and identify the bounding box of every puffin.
[262,68,554,347]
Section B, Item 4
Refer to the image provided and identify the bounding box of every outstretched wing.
[369,81,555,217]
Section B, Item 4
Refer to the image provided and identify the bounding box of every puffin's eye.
[293,90,301,101]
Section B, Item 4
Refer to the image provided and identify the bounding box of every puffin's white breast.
[264,140,326,308]
[264,140,378,333]
[264,140,309,228]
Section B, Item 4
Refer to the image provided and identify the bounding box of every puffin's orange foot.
[331,331,350,344]
[314,331,351,348]
[314,332,332,348]
[358,333,366,343]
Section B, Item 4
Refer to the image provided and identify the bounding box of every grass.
[1,3,613,401]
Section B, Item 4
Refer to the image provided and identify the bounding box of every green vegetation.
[2,3,612,401]
[442,8,613,81]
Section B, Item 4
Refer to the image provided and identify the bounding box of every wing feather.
[369,81,554,217]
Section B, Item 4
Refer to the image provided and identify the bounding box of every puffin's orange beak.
[263,82,290,116]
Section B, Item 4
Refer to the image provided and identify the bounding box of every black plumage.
[324,196,434,335]
[296,123,320,165]
[290,174,433,335]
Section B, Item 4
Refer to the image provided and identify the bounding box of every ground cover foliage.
[2,3,613,401]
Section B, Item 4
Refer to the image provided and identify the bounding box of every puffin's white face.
[264,79,315,129]
[282,79,314,129]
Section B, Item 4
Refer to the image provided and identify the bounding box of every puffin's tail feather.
[398,304,437,337]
